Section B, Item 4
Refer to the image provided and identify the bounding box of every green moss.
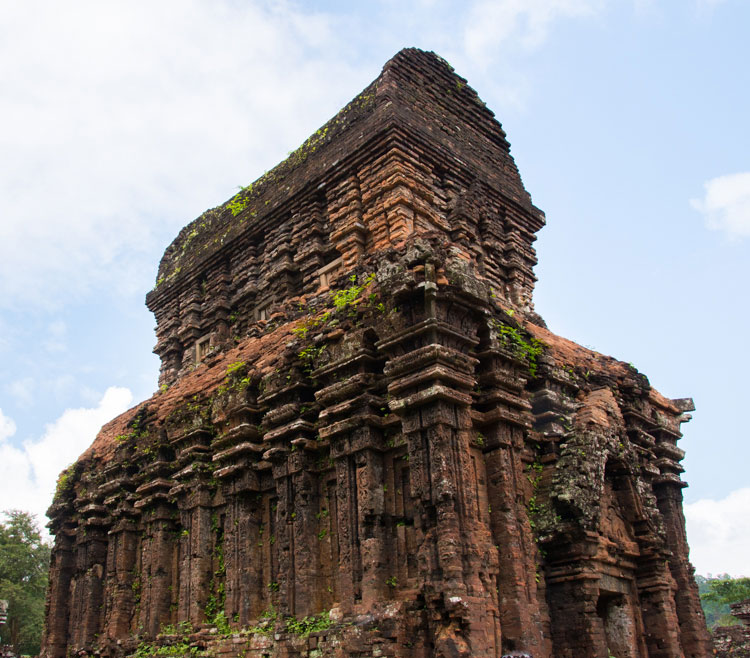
[492,317,545,377]
[53,464,77,502]
[155,83,379,287]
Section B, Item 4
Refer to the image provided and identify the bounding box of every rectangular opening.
[317,257,343,290]
[195,337,211,363]
[255,303,271,322]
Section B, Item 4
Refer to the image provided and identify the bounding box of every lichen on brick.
[42,48,712,658]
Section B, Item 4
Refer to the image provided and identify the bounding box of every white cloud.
[0,1,359,311]
[463,0,604,65]
[0,409,17,442]
[0,0,610,314]
[685,488,750,577]
[691,172,750,239]
[454,0,605,109]
[0,387,132,529]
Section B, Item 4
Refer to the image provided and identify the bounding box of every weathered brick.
[42,48,711,658]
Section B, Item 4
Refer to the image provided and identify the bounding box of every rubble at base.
[713,599,750,657]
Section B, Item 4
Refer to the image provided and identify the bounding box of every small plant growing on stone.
[331,272,375,313]
[285,611,333,636]
[226,360,245,376]
[208,610,232,635]
[298,344,326,373]
[492,318,544,377]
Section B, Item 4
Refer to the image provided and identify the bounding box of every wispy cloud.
[463,0,604,64]
[0,0,615,315]
[691,172,750,240]
[0,1,359,312]
[685,487,750,577]
[454,0,605,109]
[0,409,16,443]
[0,387,132,527]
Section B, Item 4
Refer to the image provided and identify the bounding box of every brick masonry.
[41,49,713,658]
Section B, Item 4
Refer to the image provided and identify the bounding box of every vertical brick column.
[40,526,76,658]
[98,461,139,640]
[265,415,318,618]
[133,497,177,636]
[635,554,684,658]
[654,482,713,657]
[474,343,550,656]
[623,405,701,658]
[377,266,501,657]
[221,490,263,624]
[212,399,265,626]
[651,408,713,658]
[167,422,215,627]
[102,518,138,638]
[323,423,387,611]
[258,367,318,618]
[186,497,214,626]
[314,340,386,613]
[68,518,108,649]
[288,449,320,615]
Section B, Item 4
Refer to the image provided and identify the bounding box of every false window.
[195,337,211,363]
[317,257,343,290]
[255,303,271,322]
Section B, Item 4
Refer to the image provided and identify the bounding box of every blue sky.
[1,0,747,576]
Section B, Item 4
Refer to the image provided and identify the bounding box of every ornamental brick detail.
[41,48,712,658]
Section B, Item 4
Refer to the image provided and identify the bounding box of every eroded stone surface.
[41,48,712,658]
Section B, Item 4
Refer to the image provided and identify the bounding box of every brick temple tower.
[42,48,712,658]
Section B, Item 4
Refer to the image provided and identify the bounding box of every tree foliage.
[701,576,750,605]
[697,574,750,628]
[0,510,51,656]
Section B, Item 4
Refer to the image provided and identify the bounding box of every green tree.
[0,510,51,656]
[697,574,750,628]
[701,576,750,606]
